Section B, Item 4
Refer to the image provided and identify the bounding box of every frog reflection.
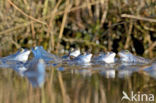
[23,59,45,87]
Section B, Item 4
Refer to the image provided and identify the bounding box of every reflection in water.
[56,62,156,80]
[118,70,133,78]
[0,48,156,102]
[0,60,27,75]
[74,69,92,77]
[24,59,45,87]
[0,60,156,102]
[100,69,116,78]
[57,67,65,71]
[117,65,140,78]
[0,58,46,87]
[144,63,156,79]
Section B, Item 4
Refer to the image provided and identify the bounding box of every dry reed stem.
[124,20,133,49]
[7,0,47,25]
[47,78,55,103]
[56,0,71,52]
[28,85,33,103]
[100,84,107,103]
[73,80,83,103]
[121,14,156,23]
[8,37,21,48]
[42,0,49,16]
[58,72,69,103]
[0,1,101,36]
[108,22,112,51]
[86,86,91,103]
[0,22,32,35]
[47,67,56,102]
[94,89,99,103]
[145,42,156,57]
[75,0,85,29]
[86,0,93,17]
[50,67,54,86]
[55,0,101,19]
[95,0,100,20]
[36,89,41,103]
[0,87,2,103]
[31,22,35,39]
[142,25,156,32]
[41,87,46,103]
[100,0,108,27]
[47,0,62,37]
[23,0,29,9]
[127,75,132,91]
[47,0,62,51]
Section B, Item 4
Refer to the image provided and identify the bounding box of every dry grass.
[0,0,155,57]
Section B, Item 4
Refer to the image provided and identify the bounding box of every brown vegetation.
[0,0,155,57]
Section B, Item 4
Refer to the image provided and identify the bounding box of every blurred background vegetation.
[0,0,156,57]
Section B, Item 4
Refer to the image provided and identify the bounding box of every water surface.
[0,60,156,103]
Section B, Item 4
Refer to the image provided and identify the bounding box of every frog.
[0,48,31,63]
[69,48,80,58]
[62,48,80,60]
[32,46,61,63]
[92,52,116,64]
[69,52,92,65]
[118,50,150,64]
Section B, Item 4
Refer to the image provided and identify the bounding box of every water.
[0,60,156,103]
[0,47,156,103]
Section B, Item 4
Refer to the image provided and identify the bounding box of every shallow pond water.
[0,60,156,103]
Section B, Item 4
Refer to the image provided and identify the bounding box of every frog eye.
[125,50,129,53]
[107,52,111,54]
[70,48,74,52]
[20,48,24,53]
[34,47,38,50]
[82,52,86,55]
